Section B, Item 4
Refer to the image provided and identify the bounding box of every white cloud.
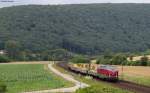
[1,0,150,8]
[15,0,150,4]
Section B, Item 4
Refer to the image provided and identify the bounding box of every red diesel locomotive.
[68,63,119,81]
[97,65,118,81]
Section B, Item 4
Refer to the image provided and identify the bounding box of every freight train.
[68,63,119,81]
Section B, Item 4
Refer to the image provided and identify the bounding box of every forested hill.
[1,4,150,56]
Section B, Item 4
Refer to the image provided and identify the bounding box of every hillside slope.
[0,4,150,55]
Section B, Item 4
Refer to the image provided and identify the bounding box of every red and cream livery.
[68,63,119,81]
[97,65,118,80]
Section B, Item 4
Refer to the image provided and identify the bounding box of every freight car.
[68,63,119,81]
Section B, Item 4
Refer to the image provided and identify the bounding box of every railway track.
[57,62,150,93]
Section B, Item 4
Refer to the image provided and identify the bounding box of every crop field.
[0,63,71,93]
[117,66,150,86]
[117,66,150,77]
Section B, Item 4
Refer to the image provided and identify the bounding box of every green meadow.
[0,64,71,93]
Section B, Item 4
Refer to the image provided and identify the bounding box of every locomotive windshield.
[98,65,117,71]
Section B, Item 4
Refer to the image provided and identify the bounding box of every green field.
[0,64,71,93]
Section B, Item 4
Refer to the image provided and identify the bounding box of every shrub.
[140,56,148,66]
[148,61,150,66]
[131,61,141,66]
[96,54,127,65]
[125,61,143,66]
[0,81,7,93]
[125,61,132,66]
[76,86,105,93]
[70,56,90,63]
[111,54,127,65]
[96,57,111,65]
[75,85,129,93]
[0,55,10,63]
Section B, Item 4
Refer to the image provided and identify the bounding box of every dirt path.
[23,63,89,93]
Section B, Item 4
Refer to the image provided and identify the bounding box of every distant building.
[127,55,150,61]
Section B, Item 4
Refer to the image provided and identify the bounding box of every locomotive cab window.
[98,65,117,71]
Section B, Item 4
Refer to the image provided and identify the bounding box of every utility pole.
[52,55,55,64]
[121,62,124,80]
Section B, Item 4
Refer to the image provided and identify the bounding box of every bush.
[148,61,150,66]
[70,56,90,63]
[111,54,127,65]
[0,55,10,63]
[96,54,127,65]
[76,86,107,93]
[0,81,7,93]
[130,61,141,66]
[140,56,148,66]
[125,61,132,66]
[76,85,129,93]
[124,61,144,66]
[96,56,111,65]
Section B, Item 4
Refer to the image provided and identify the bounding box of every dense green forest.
[1,4,150,60]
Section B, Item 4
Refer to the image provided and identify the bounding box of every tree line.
[1,4,150,59]
[70,52,150,66]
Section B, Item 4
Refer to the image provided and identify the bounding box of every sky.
[0,0,150,8]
